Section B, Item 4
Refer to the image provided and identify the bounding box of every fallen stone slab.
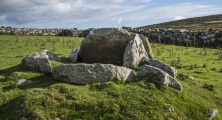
[146,59,177,78]
[138,65,182,91]
[52,63,135,85]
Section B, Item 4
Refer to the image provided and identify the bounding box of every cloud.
[133,0,152,3]
[174,16,185,20]
[94,0,125,3]
[0,1,221,29]
[126,3,222,21]
[0,0,143,28]
[117,17,131,26]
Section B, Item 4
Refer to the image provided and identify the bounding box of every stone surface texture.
[69,48,80,63]
[138,65,182,91]
[52,63,135,85]
[42,50,59,60]
[22,52,52,73]
[16,79,33,86]
[207,108,219,120]
[147,59,177,78]
[79,28,132,66]
[123,34,149,68]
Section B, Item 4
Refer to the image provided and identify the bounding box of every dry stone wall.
[0,26,93,37]
[123,27,222,48]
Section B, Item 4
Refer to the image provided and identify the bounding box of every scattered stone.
[146,59,177,78]
[169,106,174,112]
[69,48,80,63]
[189,76,195,80]
[138,65,182,91]
[123,34,149,68]
[42,50,59,60]
[20,117,27,120]
[207,108,219,120]
[21,52,52,73]
[16,79,33,86]
[79,28,132,66]
[52,63,135,85]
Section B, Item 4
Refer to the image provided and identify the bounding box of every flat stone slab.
[52,63,135,85]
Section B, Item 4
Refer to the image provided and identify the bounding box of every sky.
[0,0,222,29]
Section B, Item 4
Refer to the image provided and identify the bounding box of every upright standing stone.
[69,48,80,63]
[123,34,149,68]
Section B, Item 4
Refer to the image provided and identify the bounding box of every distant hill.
[137,14,222,31]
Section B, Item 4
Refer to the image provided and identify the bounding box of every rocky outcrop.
[146,59,177,78]
[21,52,52,73]
[52,63,135,85]
[123,34,153,68]
[79,28,132,66]
[138,65,182,91]
[69,48,80,63]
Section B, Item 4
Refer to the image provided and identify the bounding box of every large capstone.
[79,28,132,66]
[52,63,135,85]
[22,52,52,73]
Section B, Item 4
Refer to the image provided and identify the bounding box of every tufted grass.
[0,35,221,120]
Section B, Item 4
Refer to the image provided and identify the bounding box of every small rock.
[169,106,174,112]
[16,79,33,86]
[20,116,27,120]
[54,118,60,120]
[42,50,59,60]
[207,108,219,120]
[189,76,195,80]
[21,52,52,73]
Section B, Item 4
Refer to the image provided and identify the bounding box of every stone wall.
[123,27,222,48]
[0,26,93,37]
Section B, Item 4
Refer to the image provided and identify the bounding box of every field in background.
[0,35,222,119]
[138,14,222,31]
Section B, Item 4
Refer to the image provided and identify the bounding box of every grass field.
[0,35,222,120]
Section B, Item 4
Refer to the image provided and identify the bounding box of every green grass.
[205,20,222,24]
[0,35,222,119]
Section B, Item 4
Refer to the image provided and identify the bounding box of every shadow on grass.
[1,63,58,91]
[0,96,42,119]
[2,73,58,91]
[0,64,26,76]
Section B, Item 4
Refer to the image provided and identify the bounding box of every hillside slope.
[138,14,222,31]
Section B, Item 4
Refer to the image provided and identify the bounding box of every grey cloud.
[0,0,143,27]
